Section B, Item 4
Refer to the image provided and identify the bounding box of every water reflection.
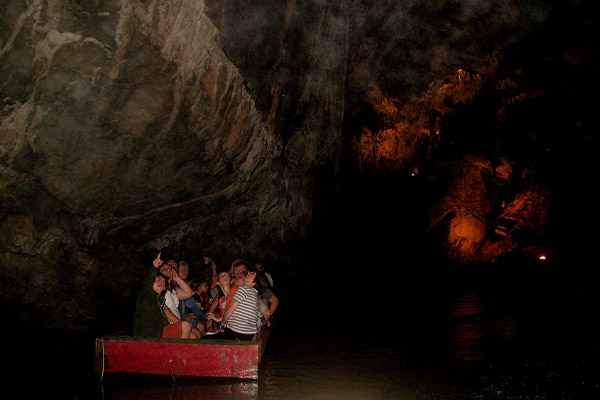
[103,378,258,400]
[449,293,489,361]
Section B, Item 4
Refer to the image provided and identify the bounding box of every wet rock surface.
[1,1,598,328]
[1,0,347,327]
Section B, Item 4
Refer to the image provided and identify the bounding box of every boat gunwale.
[97,324,270,347]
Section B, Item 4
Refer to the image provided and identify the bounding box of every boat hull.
[95,326,270,379]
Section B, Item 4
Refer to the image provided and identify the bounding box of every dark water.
[5,261,600,400]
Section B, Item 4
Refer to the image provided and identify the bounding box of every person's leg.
[181,321,192,339]
[190,326,203,338]
[184,298,205,320]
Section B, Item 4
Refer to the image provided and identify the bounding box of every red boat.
[95,325,270,379]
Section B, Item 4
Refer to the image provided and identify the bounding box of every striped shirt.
[227,286,260,335]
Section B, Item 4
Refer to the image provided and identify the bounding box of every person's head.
[159,262,176,279]
[232,260,249,279]
[255,262,264,272]
[153,273,168,294]
[196,280,208,293]
[217,270,231,287]
[167,259,178,272]
[244,265,259,287]
[178,261,189,280]
[254,272,271,293]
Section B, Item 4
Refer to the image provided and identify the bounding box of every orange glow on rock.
[353,69,486,171]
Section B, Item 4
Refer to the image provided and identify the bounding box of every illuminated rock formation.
[1,0,594,328]
[351,63,556,263]
[353,69,486,171]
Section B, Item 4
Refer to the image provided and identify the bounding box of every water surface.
[6,262,599,399]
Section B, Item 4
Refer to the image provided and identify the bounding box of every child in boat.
[207,265,262,340]
[196,278,212,313]
[205,269,238,333]
[200,256,219,298]
[183,276,211,321]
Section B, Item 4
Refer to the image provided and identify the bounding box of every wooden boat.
[95,325,270,379]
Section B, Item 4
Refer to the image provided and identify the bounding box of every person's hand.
[204,256,217,271]
[263,309,272,321]
[153,252,162,268]
[206,313,222,322]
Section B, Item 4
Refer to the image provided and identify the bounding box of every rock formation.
[1,0,347,328]
[1,0,597,328]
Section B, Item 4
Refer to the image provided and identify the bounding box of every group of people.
[133,251,278,341]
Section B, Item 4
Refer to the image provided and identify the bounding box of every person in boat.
[255,272,278,326]
[133,251,168,336]
[195,277,212,313]
[207,265,261,340]
[205,269,238,333]
[159,261,204,337]
[231,259,249,287]
[255,262,274,287]
[176,260,208,327]
[200,255,219,298]
[178,260,193,283]
[184,275,211,321]
[133,253,197,339]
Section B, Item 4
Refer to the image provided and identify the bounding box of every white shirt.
[164,289,180,319]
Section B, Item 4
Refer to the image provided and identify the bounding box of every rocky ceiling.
[1,0,598,328]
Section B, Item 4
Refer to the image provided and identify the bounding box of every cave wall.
[0,0,347,328]
[1,0,597,328]
[344,1,598,263]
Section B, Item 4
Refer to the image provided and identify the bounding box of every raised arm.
[171,271,194,300]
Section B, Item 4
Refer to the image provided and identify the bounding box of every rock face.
[349,68,552,263]
[345,0,598,263]
[1,0,347,328]
[1,0,597,328]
